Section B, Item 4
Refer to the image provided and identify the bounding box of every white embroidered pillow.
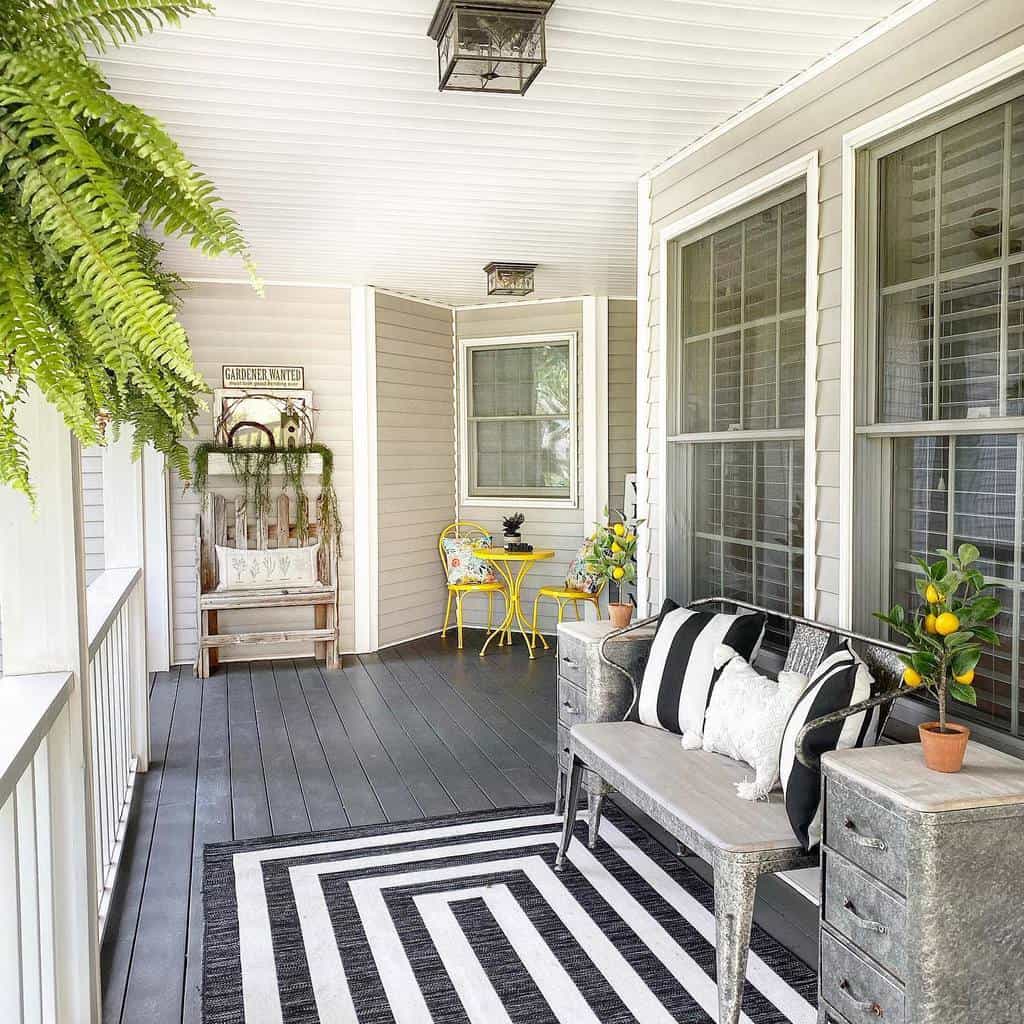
[216,544,320,591]
[701,645,808,801]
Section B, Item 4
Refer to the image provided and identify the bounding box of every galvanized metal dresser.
[820,742,1024,1024]
[553,620,652,822]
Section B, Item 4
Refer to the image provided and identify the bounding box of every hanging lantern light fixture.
[484,262,536,296]
[427,1,554,95]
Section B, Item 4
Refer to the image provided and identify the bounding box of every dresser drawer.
[821,931,904,1024]
[825,780,907,895]
[556,634,587,688]
[557,723,572,769]
[823,850,906,980]
[557,677,587,728]
[820,1007,853,1024]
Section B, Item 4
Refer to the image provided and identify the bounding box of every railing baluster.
[33,740,57,1023]
[1,790,24,1021]
[16,769,42,1024]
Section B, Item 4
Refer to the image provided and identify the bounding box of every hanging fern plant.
[0,0,258,501]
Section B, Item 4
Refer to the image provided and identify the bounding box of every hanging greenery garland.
[192,442,341,552]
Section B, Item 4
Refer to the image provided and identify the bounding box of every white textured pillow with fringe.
[216,543,320,591]
[701,645,808,801]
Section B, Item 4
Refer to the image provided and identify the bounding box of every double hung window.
[860,87,1024,736]
[461,335,576,504]
[666,188,807,621]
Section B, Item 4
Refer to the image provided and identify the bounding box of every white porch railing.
[0,672,77,1022]
[85,567,147,936]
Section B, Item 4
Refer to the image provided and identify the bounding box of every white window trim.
[656,150,820,616]
[839,43,1024,629]
[457,331,580,510]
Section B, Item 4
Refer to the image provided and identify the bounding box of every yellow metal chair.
[530,578,606,651]
[439,522,507,650]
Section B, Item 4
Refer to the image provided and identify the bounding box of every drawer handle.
[842,897,888,935]
[839,979,883,1017]
[562,656,579,669]
[843,818,888,851]
[562,700,574,710]
[562,746,570,755]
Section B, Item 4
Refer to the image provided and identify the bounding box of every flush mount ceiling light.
[484,262,536,296]
[427,1,554,95]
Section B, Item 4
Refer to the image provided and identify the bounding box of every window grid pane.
[467,341,571,499]
[877,99,1024,425]
[889,434,1022,734]
[678,193,806,434]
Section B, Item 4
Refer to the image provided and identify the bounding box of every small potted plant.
[586,511,644,629]
[874,544,1001,773]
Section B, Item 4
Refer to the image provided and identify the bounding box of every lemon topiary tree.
[585,510,644,609]
[0,0,256,501]
[874,544,1002,734]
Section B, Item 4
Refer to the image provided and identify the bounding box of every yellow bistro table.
[479,547,555,658]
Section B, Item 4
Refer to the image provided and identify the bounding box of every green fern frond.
[0,0,253,499]
[37,0,214,52]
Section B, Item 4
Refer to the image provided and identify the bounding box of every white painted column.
[582,296,610,620]
[101,427,151,770]
[142,446,171,676]
[0,388,101,1023]
[635,175,653,618]
[350,285,379,653]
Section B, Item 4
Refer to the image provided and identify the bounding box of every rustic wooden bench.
[194,492,339,678]
[556,598,906,1024]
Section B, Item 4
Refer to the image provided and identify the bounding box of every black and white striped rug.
[202,805,817,1023]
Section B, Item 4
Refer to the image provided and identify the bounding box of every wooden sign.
[222,365,304,390]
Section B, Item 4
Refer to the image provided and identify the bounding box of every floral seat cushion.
[443,536,496,585]
[565,539,602,594]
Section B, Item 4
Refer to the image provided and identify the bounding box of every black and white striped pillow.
[779,641,876,850]
[637,600,766,741]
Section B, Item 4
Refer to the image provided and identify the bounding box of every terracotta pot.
[608,602,633,629]
[919,721,971,773]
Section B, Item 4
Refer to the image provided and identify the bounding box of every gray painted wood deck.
[100,633,557,1024]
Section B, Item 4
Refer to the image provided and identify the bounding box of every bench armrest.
[795,688,908,769]
[598,615,659,722]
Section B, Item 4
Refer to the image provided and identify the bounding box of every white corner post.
[142,446,171,678]
[582,296,610,619]
[635,174,653,617]
[350,285,379,653]
[0,389,101,1023]
[101,427,151,771]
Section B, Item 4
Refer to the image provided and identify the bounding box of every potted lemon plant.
[874,544,1001,773]
[586,511,644,629]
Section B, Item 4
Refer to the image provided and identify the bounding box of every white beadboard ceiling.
[102,0,918,305]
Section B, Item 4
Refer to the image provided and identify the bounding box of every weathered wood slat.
[255,499,268,550]
[200,587,335,611]
[200,628,336,648]
[276,494,290,549]
[234,503,248,551]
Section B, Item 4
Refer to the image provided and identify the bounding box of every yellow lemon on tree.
[935,612,960,636]
[613,522,626,537]
[903,667,923,687]
[924,613,938,635]
[925,583,941,605]
[954,668,975,685]
[612,566,626,580]
[611,542,623,554]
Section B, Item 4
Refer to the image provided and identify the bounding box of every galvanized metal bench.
[555,598,905,1024]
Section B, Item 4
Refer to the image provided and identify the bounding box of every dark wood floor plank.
[250,661,310,835]
[226,663,271,840]
[402,641,558,779]
[375,649,536,808]
[341,658,456,817]
[118,669,202,1024]
[419,636,557,747]
[182,672,233,1023]
[389,644,527,771]
[353,654,491,812]
[320,662,422,821]
[101,668,180,1024]
[294,660,385,827]
[272,661,348,831]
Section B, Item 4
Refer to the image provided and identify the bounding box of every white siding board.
[169,283,354,664]
[644,0,1024,622]
[375,291,456,647]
